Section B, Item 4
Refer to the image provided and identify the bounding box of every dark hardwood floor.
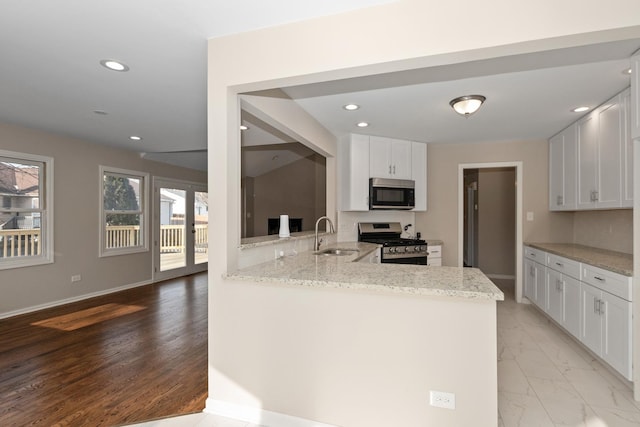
[0,273,208,426]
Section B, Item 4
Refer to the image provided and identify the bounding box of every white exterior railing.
[0,225,208,257]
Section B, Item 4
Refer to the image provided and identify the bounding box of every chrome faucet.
[314,216,335,251]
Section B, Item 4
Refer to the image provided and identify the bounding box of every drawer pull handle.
[555,262,563,267]
[594,276,605,282]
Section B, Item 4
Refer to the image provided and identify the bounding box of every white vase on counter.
[279,214,290,238]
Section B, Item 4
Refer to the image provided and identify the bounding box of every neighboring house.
[0,163,40,230]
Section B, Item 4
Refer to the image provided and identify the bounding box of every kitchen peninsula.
[208,243,503,427]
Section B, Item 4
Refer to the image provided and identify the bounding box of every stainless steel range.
[358,222,428,265]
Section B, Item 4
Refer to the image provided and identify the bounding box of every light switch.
[526,212,534,221]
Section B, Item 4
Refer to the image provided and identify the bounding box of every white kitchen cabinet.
[427,244,441,266]
[631,50,640,139]
[534,261,547,309]
[576,113,599,209]
[580,282,632,380]
[576,92,625,209]
[358,247,381,264]
[622,89,633,208]
[547,268,564,324]
[564,276,581,338]
[369,136,412,180]
[411,141,427,211]
[596,95,623,208]
[524,257,537,302]
[338,134,370,211]
[549,124,577,210]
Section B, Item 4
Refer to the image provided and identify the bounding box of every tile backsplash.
[573,209,632,254]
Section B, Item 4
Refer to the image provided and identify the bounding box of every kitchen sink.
[315,248,359,256]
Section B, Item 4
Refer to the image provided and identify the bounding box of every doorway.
[153,178,208,280]
[458,162,523,302]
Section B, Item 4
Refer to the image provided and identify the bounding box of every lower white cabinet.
[523,245,632,380]
[427,244,441,266]
[580,282,632,379]
[358,248,381,264]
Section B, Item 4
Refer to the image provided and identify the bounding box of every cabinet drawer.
[524,246,545,262]
[428,245,442,258]
[582,265,632,302]
[546,253,581,280]
[427,258,442,266]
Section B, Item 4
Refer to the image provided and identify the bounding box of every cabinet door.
[524,258,536,301]
[563,276,581,338]
[580,283,602,356]
[369,136,392,178]
[563,124,577,210]
[577,114,599,209]
[549,132,565,210]
[338,134,370,211]
[534,262,547,309]
[596,97,623,208]
[631,50,640,140]
[391,139,412,179]
[622,89,633,208]
[411,141,427,210]
[601,291,632,380]
[546,268,563,324]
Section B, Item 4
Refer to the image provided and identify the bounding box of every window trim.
[0,149,54,270]
[99,165,149,257]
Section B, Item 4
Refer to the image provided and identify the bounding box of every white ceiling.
[1,1,639,173]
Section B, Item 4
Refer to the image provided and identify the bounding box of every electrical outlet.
[430,390,455,409]
[71,274,81,283]
[526,211,534,221]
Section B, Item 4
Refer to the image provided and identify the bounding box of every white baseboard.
[485,274,516,280]
[205,398,338,427]
[0,279,153,320]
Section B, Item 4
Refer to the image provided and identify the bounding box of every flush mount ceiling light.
[239,125,249,130]
[100,59,130,72]
[356,122,369,128]
[129,135,142,141]
[343,104,360,111]
[572,106,590,113]
[449,95,486,117]
[623,68,632,75]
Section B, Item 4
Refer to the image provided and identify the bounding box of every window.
[0,150,53,269]
[100,166,149,256]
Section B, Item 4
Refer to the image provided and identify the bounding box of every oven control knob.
[389,247,396,253]
[414,246,420,252]
[404,246,411,253]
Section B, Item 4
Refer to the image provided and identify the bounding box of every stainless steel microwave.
[369,178,415,210]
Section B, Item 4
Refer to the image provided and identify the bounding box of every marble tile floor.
[494,279,640,427]
[129,279,640,427]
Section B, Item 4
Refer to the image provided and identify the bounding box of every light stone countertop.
[227,241,504,301]
[525,243,633,277]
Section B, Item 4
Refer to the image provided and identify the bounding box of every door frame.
[153,176,208,281]
[457,161,523,302]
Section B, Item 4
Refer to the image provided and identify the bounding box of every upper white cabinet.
[338,134,427,211]
[556,88,631,211]
[549,124,577,210]
[411,142,427,211]
[622,89,633,208]
[338,134,370,211]
[631,50,640,139]
[369,136,412,180]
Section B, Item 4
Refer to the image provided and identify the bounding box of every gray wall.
[0,121,206,317]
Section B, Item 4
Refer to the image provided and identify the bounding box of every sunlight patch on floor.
[31,303,146,331]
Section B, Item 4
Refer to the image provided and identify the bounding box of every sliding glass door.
[153,178,208,280]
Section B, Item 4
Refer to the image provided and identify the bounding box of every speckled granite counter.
[525,243,633,276]
[227,242,503,301]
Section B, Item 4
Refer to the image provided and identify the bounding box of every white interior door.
[153,178,208,280]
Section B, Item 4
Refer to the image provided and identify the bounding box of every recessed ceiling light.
[93,110,108,115]
[623,68,632,75]
[129,135,142,141]
[572,106,590,113]
[100,59,130,72]
[240,125,249,130]
[356,122,369,128]
[343,104,360,111]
